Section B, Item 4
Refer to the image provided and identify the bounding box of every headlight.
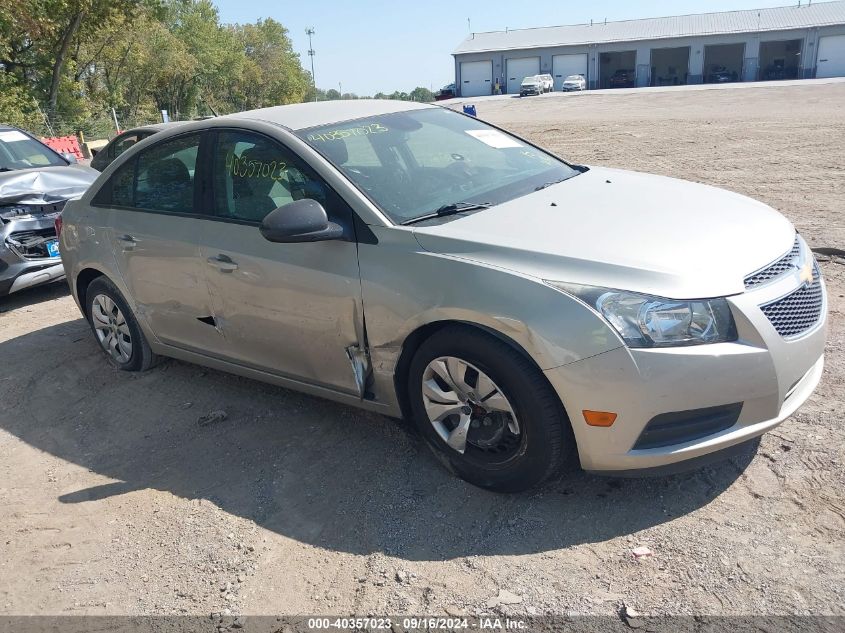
[546,283,737,348]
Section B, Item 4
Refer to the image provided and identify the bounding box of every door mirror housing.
[62,152,78,164]
[259,199,344,243]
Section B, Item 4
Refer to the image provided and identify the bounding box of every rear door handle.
[116,234,136,250]
[206,254,238,272]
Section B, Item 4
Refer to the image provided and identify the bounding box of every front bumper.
[1,213,63,296]
[545,263,827,473]
[0,261,65,295]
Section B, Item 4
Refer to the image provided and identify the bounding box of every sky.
[214,0,799,95]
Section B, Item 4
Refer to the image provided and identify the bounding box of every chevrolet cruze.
[58,100,827,492]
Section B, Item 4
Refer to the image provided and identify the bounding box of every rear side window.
[110,160,135,207]
[93,133,201,213]
[136,134,199,212]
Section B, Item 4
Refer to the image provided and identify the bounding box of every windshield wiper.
[534,178,567,191]
[401,201,492,226]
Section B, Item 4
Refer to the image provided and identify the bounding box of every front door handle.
[116,234,136,250]
[206,254,238,273]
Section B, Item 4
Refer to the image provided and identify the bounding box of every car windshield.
[298,108,579,224]
[0,129,66,171]
[565,75,581,81]
[522,76,539,84]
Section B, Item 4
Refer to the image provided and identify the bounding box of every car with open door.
[59,100,826,492]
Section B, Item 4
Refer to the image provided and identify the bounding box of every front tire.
[85,276,158,372]
[408,326,573,492]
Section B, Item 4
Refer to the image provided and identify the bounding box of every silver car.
[58,100,826,491]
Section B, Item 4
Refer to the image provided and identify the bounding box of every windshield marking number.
[308,123,388,142]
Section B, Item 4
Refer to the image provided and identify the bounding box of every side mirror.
[62,152,78,164]
[259,199,343,243]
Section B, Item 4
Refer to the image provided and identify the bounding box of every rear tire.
[408,325,574,492]
[85,276,158,372]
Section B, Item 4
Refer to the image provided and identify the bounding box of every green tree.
[1,0,315,134]
[409,86,433,102]
[0,73,45,132]
[0,0,140,114]
[230,18,310,110]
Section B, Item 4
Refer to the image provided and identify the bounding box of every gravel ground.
[0,81,843,620]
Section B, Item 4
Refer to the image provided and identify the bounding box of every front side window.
[298,108,579,224]
[211,130,337,223]
[135,134,200,213]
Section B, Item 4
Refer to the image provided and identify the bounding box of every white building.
[452,1,845,96]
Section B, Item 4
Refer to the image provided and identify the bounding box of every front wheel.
[408,326,574,492]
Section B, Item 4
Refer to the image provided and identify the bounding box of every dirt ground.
[1,82,844,619]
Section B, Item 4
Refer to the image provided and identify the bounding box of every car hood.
[0,164,99,206]
[412,166,795,299]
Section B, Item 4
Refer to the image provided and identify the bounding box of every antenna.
[305,27,317,102]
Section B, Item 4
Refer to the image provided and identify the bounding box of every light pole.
[306,27,317,102]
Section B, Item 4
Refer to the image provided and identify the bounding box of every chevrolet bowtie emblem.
[798,261,814,286]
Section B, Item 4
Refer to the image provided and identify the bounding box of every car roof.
[119,121,188,135]
[221,99,437,131]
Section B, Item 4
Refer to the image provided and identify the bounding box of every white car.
[562,74,587,91]
[539,74,554,92]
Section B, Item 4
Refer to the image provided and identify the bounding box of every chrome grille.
[744,236,800,289]
[760,265,823,339]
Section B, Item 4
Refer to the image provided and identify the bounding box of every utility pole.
[306,27,317,102]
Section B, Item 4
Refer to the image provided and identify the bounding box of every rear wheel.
[85,276,158,372]
[408,326,574,492]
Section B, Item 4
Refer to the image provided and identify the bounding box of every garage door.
[506,57,540,94]
[459,61,493,97]
[816,35,845,78]
[552,53,588,90]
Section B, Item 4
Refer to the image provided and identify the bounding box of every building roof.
[225,99,434,131]
[453,1,845,54]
